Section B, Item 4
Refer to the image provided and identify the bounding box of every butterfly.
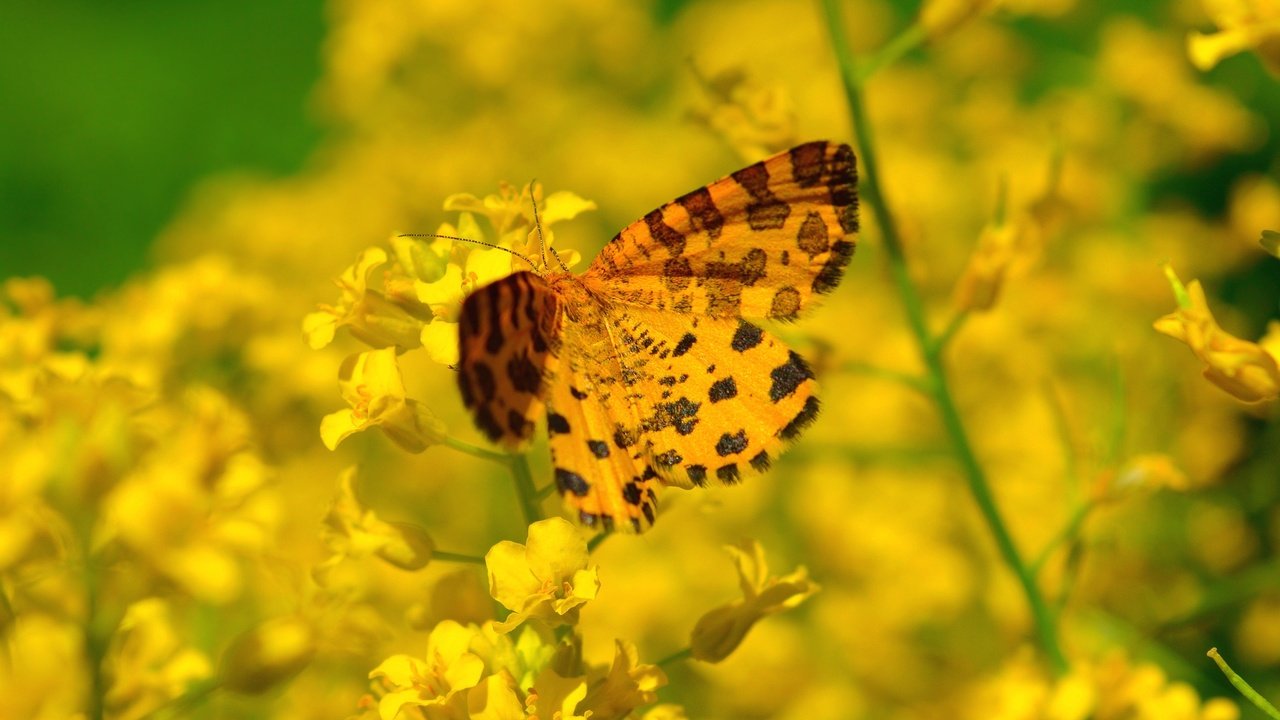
[456,141,858,532]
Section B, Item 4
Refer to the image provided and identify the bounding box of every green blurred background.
[0,0,324,298]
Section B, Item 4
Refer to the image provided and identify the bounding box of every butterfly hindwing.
[456,271,563,449]
[585,140,858,322]
[545,299,660,532]
[606,306,820,487]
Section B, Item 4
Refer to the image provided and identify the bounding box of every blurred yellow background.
[2,0,1279,718]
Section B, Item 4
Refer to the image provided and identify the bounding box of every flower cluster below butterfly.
[456,141,858,532]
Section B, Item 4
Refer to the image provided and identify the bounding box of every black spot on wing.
[507,410,532,438]
[813,240,855,296]
[715,430,748,457]
[547,412,570,434]
[731,321,763,352]
[779,396,821,441]
[472,362,496,402]
[507,353,541,394]
[654,449,683,467]
[587,439,610,459]
[673,333,697,357]
[749,451,771,472]
[769,351,813,402]
[475,406,503,442]
[708,376,738,403]
[716,463,740,484]
[686,464,707,486]
[556,468,590,497]
[622,481,643,505]
[613,425,638,449]
[645,208,686,256]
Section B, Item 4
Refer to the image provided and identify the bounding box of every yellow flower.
[687,65,797,161]
[528,666,590,720]
[485,517,600,633]
[316,467,434,582]
[579,640,667,720]
[1154,266,1280,402]
[953,215,1034,313]
[320,348,446,452]
[219,616,317,695]
[466,673,527,720]
[1187,0,1280,73]
[690,540,819,663]
[101,387,278,604]
[370,620,485,720]
[104,599,212,719]
[304,247,430,351]
[442,182,595,255]
[1091,453,1190,501]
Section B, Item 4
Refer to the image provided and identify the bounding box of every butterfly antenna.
[397,233,538,271]
[527,181,570,273]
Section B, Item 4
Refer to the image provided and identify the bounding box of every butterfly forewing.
[585,141,857,322]
[456,271,563,449]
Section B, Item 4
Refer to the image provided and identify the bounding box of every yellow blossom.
[687,65,797,161]
[578,640,667,720]
[1154,266,1280,402]
[320,347,446,452]
[690,540,819,663]
[1091,453,1190,501]
[466,673,527,720]
[316,466,435,582]
[370,620,485,720]
[304,247,430,351]
[485,517,600,633]
[103,599,212,720]
[528,666,590,720]
[220,615,317,695]
[1187,0,1280,73]
[442,182,595,254]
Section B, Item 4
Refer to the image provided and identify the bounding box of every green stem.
[1030,502,1092,575]
[509,453,543,526]
[857,22,928,83]
[1209,648,1280,720]
[433,550,488,565]
[657,647,693,667]
[82,548,105,720]
[820,0,1067,675]
[442,435,512,465]
[931,311,970,353]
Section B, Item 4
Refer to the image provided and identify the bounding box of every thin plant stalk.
[819,0,1068,675]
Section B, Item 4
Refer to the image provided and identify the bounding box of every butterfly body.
[457,141,858,531]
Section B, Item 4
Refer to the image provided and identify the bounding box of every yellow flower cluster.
[2,0,1278,718]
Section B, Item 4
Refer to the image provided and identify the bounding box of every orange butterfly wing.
[456,271,563,449]
[576,141,857,488]
[456,141,857,530]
